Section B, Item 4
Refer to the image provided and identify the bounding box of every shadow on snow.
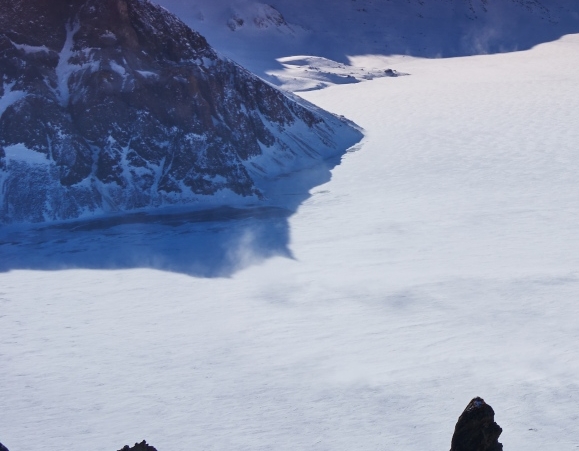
[196,1,579,81]
[0,154,347,278]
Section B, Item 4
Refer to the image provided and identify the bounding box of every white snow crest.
[10,40,51,54]
[0,82,27,118]
[136,70,158,79]
[3,143,50,166]
[55,21,82,106]
[109,60,127,78]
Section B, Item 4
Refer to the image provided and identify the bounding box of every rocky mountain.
[0,0,361,223]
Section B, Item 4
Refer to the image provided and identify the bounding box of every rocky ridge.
[0,0,361,223]
[118,441,157,451]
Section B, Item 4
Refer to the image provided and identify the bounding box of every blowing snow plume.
[0,0,361,223]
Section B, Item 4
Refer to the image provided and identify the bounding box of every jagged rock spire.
[450,397,503,451]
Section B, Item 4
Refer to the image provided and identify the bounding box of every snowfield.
[154,0,579,86]
[2,32,579,451]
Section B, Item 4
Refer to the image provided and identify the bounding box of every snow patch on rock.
[4,144,50,165]
[268,55,407,92]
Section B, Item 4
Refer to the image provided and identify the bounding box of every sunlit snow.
[2,26,579,451]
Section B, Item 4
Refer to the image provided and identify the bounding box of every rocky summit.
[450,397,503,451]
[0,0,361,223]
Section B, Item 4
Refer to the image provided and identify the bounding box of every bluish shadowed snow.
[155,0,579,88]
[0,153,347,277]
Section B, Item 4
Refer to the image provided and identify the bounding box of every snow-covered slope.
[2,31,579,451]
[155,0,579,86]
[0,0,361,223]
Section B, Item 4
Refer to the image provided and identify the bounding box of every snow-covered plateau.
[2,1,579,451]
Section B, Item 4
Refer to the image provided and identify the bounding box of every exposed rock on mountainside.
[450,397,503,451]
[0,0,361,223]
[0,441,8,451]
[118,440,158,451]
[227,3,293,33]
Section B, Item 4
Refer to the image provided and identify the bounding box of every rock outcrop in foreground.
[2,398,508,451]
[450,397,503,451]
[0,0,361,223]
[118,440,158,451]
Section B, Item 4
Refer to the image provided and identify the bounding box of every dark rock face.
[118,440,158,451]
[0,0,361,223]
[450,397,503,451]
[0,442,8,451]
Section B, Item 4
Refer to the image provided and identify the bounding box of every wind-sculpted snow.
[0,0,362,223]
[2,19,579,451]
